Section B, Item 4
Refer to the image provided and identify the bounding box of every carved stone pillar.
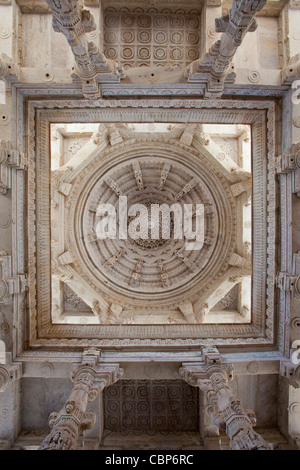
[39,350,124,450]
[180,348,271,450]
[46,0,124,98]
[187,0,266,97]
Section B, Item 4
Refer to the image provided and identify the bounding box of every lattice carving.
[104,380,199,432]
[103,9,200,70]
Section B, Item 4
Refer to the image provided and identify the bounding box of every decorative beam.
[45,0,124,98]
[51,167,73,207]
[187,0,266,97]
[39,350,124,450]
[180,348,271,450]
[179,300,197,324]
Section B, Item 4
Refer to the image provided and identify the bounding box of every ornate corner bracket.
[179,347,271,450]
[0,141,26,195]
[46,0,125,99]
[0,252,27,305]
[39,349,124,450]
[186,0,266,98]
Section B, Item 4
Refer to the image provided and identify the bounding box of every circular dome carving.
[66,140,236,311]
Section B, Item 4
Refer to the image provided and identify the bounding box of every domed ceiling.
[50,123,252,325]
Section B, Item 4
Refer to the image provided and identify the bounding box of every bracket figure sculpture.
[46,0,125,98]
[39,350,124,450]
[180,348,271,450]
[187,0,267,97]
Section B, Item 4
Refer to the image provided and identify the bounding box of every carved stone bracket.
[276,252,300,299]
[0,141,26,195]
[180,347,271,450]
[46,0,124,98]
[39,350,124,450]
[276,143,300,197]
[282,54,300,84]
[280,361,300,389]
[186,0,266,97]
[0,253,27,304]
[0,54,20,89]
[0,362,22,393]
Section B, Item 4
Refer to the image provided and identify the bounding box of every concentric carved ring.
[66,141,236,310]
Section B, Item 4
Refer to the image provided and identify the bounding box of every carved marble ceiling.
[50,122,252,326]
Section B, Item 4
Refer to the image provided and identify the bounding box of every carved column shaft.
[189,0,266,96]
[46,0,123,98]
[213,0,266,73]
[39,352,123,450]
[180,352,271,450]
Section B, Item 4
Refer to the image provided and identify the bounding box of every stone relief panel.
[103,379,199,432]
[103,8,201,70]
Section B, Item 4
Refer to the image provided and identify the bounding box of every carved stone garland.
[180,349,271,450]
[39,350,124,450]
